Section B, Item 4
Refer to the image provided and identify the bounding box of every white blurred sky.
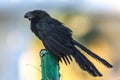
[0,0,120,13]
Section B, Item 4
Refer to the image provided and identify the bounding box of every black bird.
[24,10,113,77]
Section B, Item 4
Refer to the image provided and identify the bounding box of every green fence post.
[40,49,60,80]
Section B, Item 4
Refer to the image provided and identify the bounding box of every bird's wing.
[34,20,74,64]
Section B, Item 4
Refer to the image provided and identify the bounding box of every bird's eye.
[31,12,36,15]
[33,12,40,17]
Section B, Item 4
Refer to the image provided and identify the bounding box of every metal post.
[40,49,60,80]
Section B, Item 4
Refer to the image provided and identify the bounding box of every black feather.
[72,47,102,76]
[73,40,113,68]
[24,10,113,77]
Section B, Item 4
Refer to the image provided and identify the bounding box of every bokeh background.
[0,0,120,80]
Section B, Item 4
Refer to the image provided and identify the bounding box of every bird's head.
[24,10,49,20]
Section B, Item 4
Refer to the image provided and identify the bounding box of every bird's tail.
[73,40,113,68]
[72,47,102,76]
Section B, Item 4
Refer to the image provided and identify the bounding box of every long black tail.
[73,40,113,68]
[72,47,102,76]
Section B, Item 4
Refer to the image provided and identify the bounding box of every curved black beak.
[24,11,34,20]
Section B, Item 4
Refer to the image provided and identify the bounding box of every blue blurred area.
[0,1,120,80]
[0,11,30,80]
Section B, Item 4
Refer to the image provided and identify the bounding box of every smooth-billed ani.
[24,10,113,77]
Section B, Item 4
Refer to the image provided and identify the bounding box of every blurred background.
[0,0,120,80]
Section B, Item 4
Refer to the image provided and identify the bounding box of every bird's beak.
[24,12,34,20]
